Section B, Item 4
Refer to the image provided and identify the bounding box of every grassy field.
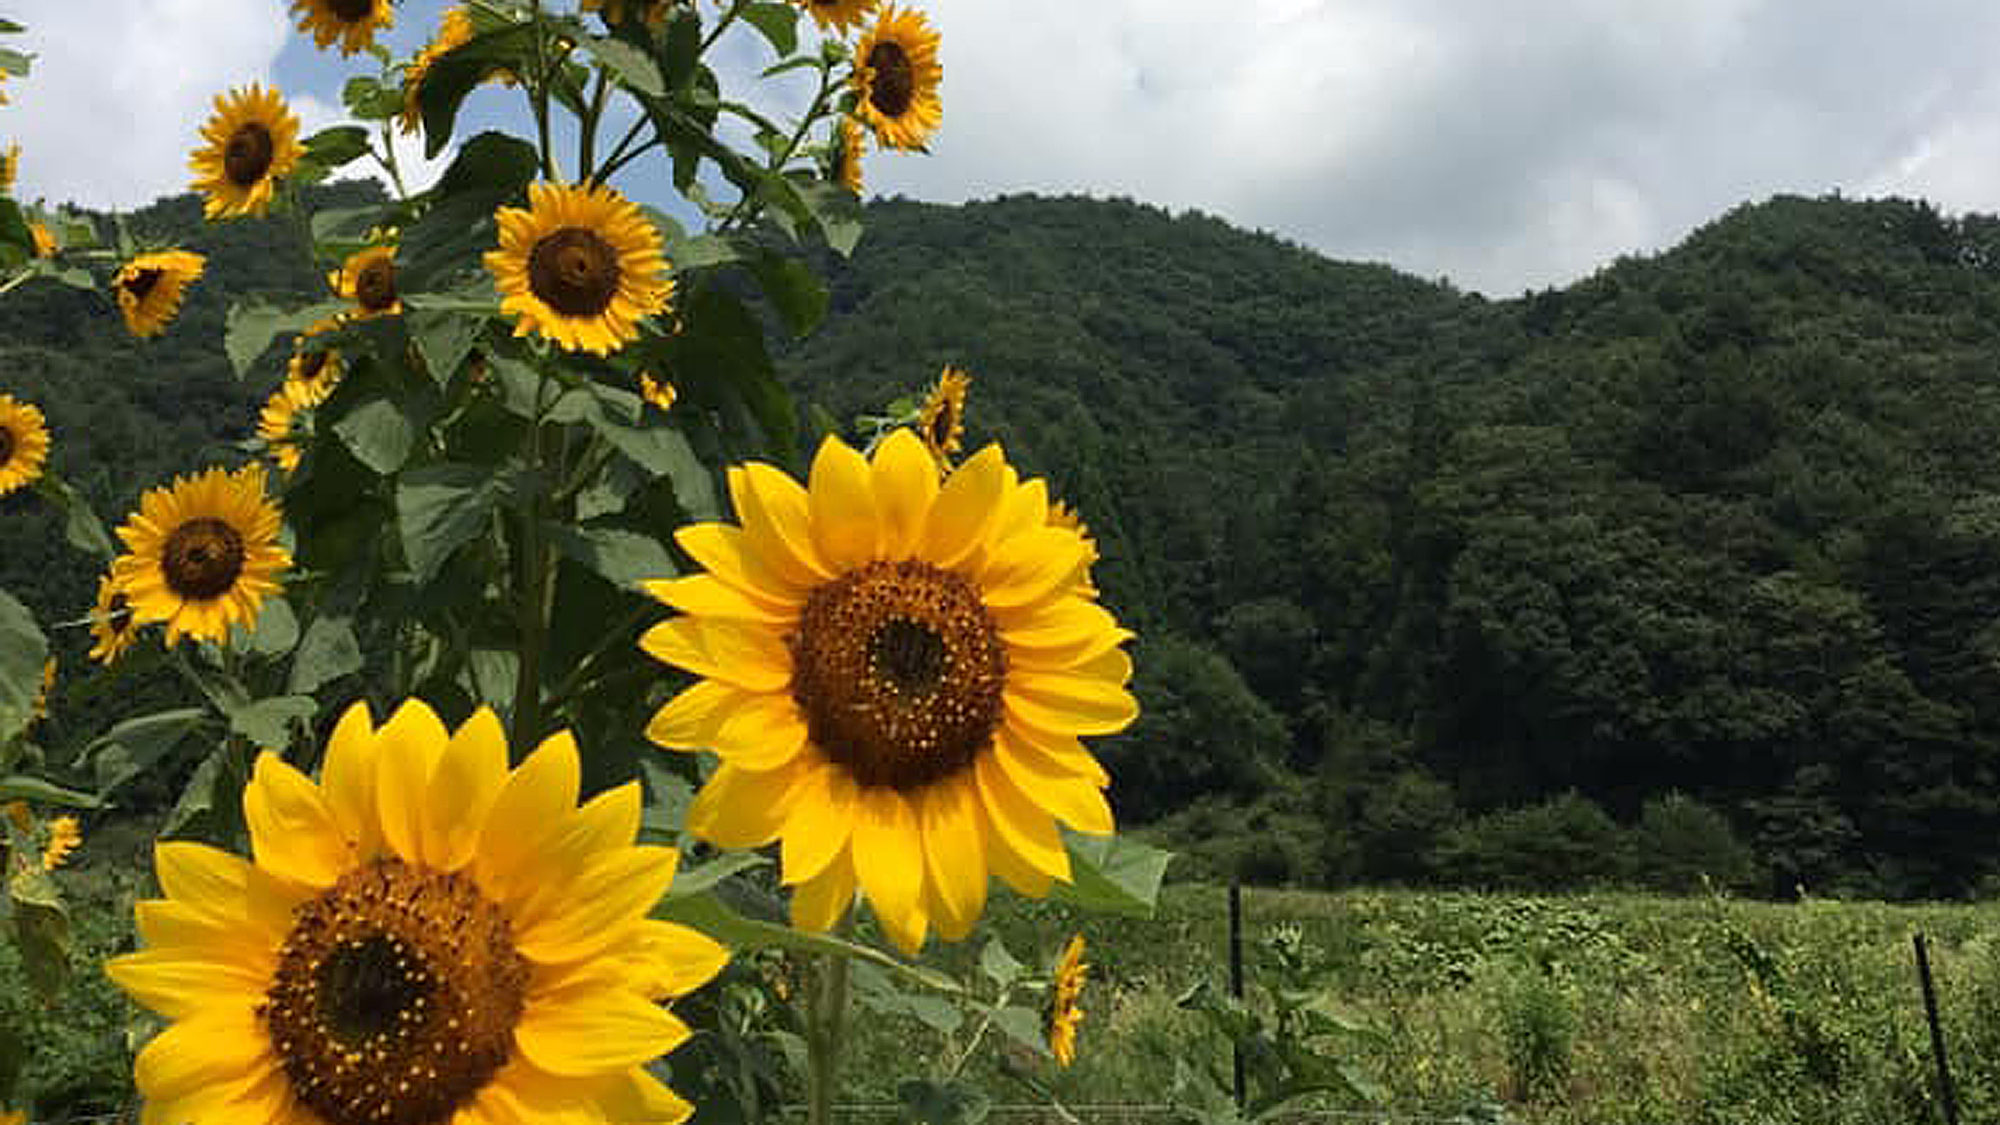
[14,820,2000,1125]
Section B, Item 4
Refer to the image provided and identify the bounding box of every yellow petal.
[105,949,268,1019]
[673,523,811,607]
[513,845,679,965]
[851,787,926,953]
[974,752,1071,882]
[133,1010,270,1112]
[1004,672,1139,737]
[373,699,451,864]
[153,842,302,939]
[644,679,737,750]
[639,617,792,693]
[593,1066,695,1125]
[917,777,988,942]
[687,759,808,848]
[132,901,276,971]
[973,794,1054,898]
[508,783,648,925]
[643,574,796,625]
[993,730,1114,835]
[735,462,833,586]
[780,761,857,885]
[242,753,346,889]
[1001,720,1110,787]
[917,445,1007,569]
[515,984,692,1076]
[790,848,856,932]
[319,699,380,855]
[475,730,582,902]
[628,919,731,998]
[977,527,1090,612]
[871,429,938,558]
[707,691,811,771]
[426,708,514,872]
[807,437,880,570]
[999,598,1130,670]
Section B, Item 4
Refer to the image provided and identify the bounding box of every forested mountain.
[9,186,2000,899]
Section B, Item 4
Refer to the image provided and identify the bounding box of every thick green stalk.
[806,951,851,1125]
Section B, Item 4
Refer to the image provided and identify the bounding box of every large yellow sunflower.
[88,572,141,665]
[796,0,878,37]
[111,464,291,647]
[258,383,314,474]
[486,181,673,356]
[1045,933,1088,1067]
[0,393,50,497]
[851,6,942,151]
[290,0,395,56]
[329,244,402,319]
[642,429,1134,954]
[106,699,726,1125]
[188,84,304,220]
[916,365,969,468]
[113,249,206,339]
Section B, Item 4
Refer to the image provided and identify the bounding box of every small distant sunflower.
[41,815,80,871]
[582,0,671,28]
[486,180,673,356]
[106,698,726,1125]
[30,657,53,722]
[833,115,866,195]
[258,383,315,474]
[643,430,1134,954]
[329,244,402,318]
[0,1107,20,1125]
[188,84,303,220]
[112,464,291,647]
[290,0,395,56]
[916,365,969,468]
[0,393,50,497]
[29,222,55,258]
[1045,933,1088,1067]
[0,145,17,192]
[797,0,877,36]
[286,316,346,403]
[400,5,476,133]
[851,5,942,151]
[88,572,141,665]
[113,250,206,339]
[641,374,678,412]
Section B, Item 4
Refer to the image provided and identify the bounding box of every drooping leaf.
[1050,832,1173,917]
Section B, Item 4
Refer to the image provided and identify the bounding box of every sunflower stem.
[718,61,833,235]
[806,949,851,1125]
[578,69,610,181]
[528,0,560,181]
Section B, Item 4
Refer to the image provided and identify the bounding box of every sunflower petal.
[993,730,1115,835]
[977,527,1091,612]
[105,948,268,1019]
[515,985,692,1076]
[644,679,736,751]
[512,845,679,965]
[781,761,857,885]
[851,787,927,953]
[643,574,795,624]
[639,616,792,693]
[917,445,1007,568]
[673,523,810,608]
[425,707,512,872]
[594,1066,696,1125]
[242,752,346,889]
[628,919,731,998]
[687,759,809,848]
[1005,673,1140,737]
[973,795,1054,898]
[707,691,811,771]
[373,698,452,864]
[807,437,880,570]
[319,699,380,855]
[790,848,857,932]
[475,730,582,902]
[974,752,1071,882]
[132,1009,270,1110]
[735,462,834,584]
[871,429,939,558]
[918,777,988,942]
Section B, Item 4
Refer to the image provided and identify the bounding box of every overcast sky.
[9,0,2000,295]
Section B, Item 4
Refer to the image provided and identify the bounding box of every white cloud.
[7,0,290,210]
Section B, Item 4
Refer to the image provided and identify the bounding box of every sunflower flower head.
[797,0,878,37]
[291,0,395,56]
[188,84,303,220]
[258,383,315,474]
[286,316,347,403]
[916,365,969,469]
[833,115,866,195]
[106,698,726,1125]
[400,5,477,133]
[41,815,80,871]
[329,244,402,318]
[0,393,50,497]
[29,221,55,258]
[1046,933,1088,1066]
[642,430,1135,954]
[640,374,678,413]
[0,1107,21,1125]
[111,463,292,646]
[88,572,141,665]
[852,5,942,151]
[487,180,674,356]
[113,249,206,338]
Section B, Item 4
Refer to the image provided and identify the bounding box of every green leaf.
[1051,833,1173,917]
[396,463,526,585]
[897,1079,990,1125]
[742,247,828,337]
[419,27,539,157]
[333,396,420,475]
[289,616,364,696]
[569,382,721,517]
[408,306,485,387]
[9,868,70,1000]
[159,745,238,842]
[655,890,963,994]
[739,3,799,57]
[243,594,300,657]
[588,34,665,97]
[545,523,678,591]
[0,776,99,807]
[665,232,740,270]
[988,1005,1055,1058]
[400,132,538,290]
[224,300,349,379]
[0,588,47,745]
[311,205,381,243]
[304,125,371,167]
[342,74,404,121]
[225,696,319,753]
[980,936,1025,988]
[664,851,768,898]
[32,471,115,558]
[796,178,865,256]
[851,963,964,1033]
[86,709,208,795]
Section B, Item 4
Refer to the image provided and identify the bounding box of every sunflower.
[487,180,673,356]
[188,84,303,220]
[107,699,724,1125]
[916,365,969,468]
[851,6,942,151]
[41,815,80,871]
[30,657,53,722]
[0,144,16,192]
[832,115,866,195]
[329,244,402,318]
[0,1108,19,1125]
[400,5,476,133]
[582,0,671,28]
[113,249,206,339]
[258,384,315,474]
[640,374,677,412]
[1045,933,1088,1067]
[111,464,291,647]
[796,0,877,37]
[0,393,50,497]
[642,430,1134,954]
[29,222,55,257]
[290,0,394,56]
[286,317,346,403]
[88,572,141,665]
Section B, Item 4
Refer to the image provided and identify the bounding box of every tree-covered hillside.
[11,186,2000,899]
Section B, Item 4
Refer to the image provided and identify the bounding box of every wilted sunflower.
[833,115,866,195]
[917,365,969,468]
[796,0,878,36]
[106,699,726,1125]
[643,429,1134,954]
[400,5,476,133]
[258,384,314,474]
[852,6,942,151]
[41,815,79,871]
[0,393,49,497]
[640,374,677,413]
[486,180,673,356]
[113,249,206,338]
[29,222,54,257]
[1045,933,1088,1066]
[188,84,303,220]
[88,572,141,665]
[290,0,394,56]
[112,464,291,646]
[582,0,671,28]
[330,244,402,318]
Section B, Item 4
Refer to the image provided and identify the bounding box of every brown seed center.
[789,560,1007,792]
[260,859,528,1125]
[355,257,398,312]
[160,517,246,601]
[527,227,622,317]
[328,0,375,21]
[866,41,915,118]
[224,122,276,187]
[123,268,163,300]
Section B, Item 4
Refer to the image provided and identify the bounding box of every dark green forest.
[9,185,2000,900]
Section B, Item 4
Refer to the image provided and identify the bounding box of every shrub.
[1438,791,1629,891]
[1631,791,1758,892]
